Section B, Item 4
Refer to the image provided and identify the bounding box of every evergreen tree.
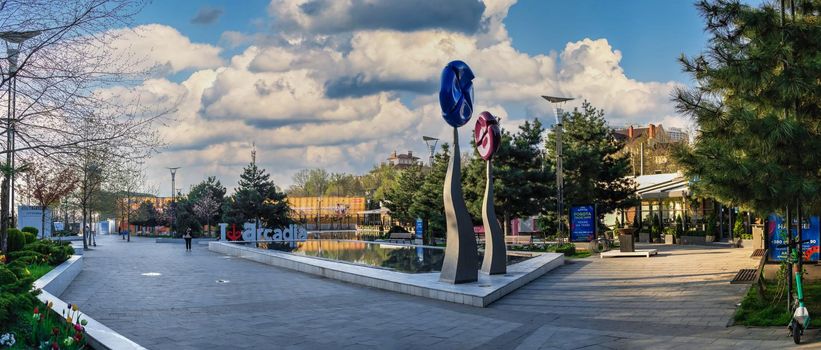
[465,120,554,234]
[188,176,227,228]
[226,152,289,234]
[383,164,425,225]
[545,101,638,224]
[672,0,821,213]
[409,144,450,239]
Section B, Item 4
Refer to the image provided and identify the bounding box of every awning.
[637,176,690,200]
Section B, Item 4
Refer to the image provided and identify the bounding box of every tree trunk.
[41,207,46,239]
[503,211,509,236]
[81,206,88,250]
[0,172,8,253]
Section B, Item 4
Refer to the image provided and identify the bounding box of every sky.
[115,0,722,196]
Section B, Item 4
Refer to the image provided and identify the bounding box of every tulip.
[52,327,60,335]
[34,307,39,314]
[74,324,83,332]
[80,319,88,326]
[71,304,78,311]
[47,301,53,309]
[51,342,59,350]
[66,316,73,324]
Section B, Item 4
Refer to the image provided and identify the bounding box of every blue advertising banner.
[415,218,424,240]
[570,205,596,242]
[767,214,820,262]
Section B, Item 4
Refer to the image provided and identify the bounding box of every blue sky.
[118,0,738,193]
[135,0,708,83]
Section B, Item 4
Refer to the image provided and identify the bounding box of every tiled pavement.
[61,235,819,349]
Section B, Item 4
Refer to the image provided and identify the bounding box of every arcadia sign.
[218,223,308,242]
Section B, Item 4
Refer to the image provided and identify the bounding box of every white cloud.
[112,3,687,195]
[108,24,224,74]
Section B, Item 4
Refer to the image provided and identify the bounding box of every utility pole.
[542,95,574,240]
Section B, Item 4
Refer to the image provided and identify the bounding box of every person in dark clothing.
[183,228,193,251]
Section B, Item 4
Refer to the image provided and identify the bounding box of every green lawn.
[734,279,821,327]
[27,263,54,280]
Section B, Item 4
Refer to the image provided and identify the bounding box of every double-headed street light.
[167,167,180,234]
[1,30,41,227]
[542,95,574,240]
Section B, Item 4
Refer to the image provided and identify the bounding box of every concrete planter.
[639,232,650,243]
[680,235,706,245]
[664,235,675,244]
[706,235,715,243]
[740,239,753,248]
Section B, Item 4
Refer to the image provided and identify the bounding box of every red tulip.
[51,342,59,350]
[34,307,39,314]
[74,324,83,332]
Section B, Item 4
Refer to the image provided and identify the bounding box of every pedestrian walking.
[183,228,193,251]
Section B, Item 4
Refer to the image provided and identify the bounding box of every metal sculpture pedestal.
[481,160,506,274]
[440,127,478,284]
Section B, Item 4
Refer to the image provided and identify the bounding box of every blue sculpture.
[439,60,475,127]
[439,60,478,284]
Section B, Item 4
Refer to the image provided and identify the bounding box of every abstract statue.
[438,60,478,284]
[474,111,505,274]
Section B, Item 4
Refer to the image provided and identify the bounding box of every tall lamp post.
[422,136,439,167]
[167,167,180,235]
[1,30,41,228]
[542,95,574,241]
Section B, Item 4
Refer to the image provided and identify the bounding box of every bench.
[731,249,768,298]
[388,232,413,240]
[504,235,532,246]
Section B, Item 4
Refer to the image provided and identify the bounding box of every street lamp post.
[423,136,439,167]
[542,95,575,241]
[1,30,41,228]
[167,167,180,235]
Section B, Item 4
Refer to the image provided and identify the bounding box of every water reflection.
[260,240,529,273]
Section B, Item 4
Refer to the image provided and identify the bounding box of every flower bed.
[0,239,75,349]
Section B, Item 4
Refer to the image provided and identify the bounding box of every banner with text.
[570,205,596,242]
[767,214,820,262]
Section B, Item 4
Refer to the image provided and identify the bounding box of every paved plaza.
[61,235,819,349]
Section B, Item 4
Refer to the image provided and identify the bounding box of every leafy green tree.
[132,200,159,233]
[675,214,684,238]
[546,101,638,227]
[225,157,290,235]
[672,0,821,213]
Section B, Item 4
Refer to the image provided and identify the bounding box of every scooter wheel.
[791,320,801,344]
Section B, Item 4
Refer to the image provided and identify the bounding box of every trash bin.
[617,228,636,252]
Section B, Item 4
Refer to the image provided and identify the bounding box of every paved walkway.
[61,235,819,349]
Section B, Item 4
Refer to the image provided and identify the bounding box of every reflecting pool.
[247,240,532,273]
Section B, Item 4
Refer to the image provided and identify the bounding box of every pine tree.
[672,0,821,213]
[409,143,450,238]
[465,119,554,235]
[545,101,638,222]
[226,150,289,233]
[383,164,425,225]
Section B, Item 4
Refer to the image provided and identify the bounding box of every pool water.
[256,240,532,273]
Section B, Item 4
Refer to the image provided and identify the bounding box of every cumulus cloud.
[268,0,486,34]
[115,1,685,195]
[108,24,224,75]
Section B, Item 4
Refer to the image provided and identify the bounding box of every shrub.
[22,232,36,245]
[22,240,74,266]
[388,225,408,233]
[554,243,576,256]
[733,219,746,239]
[21,226,38,236]
[675,215,684,238]
[0,265,37,328]
[4,250,46,264]
[7,229,25,252]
